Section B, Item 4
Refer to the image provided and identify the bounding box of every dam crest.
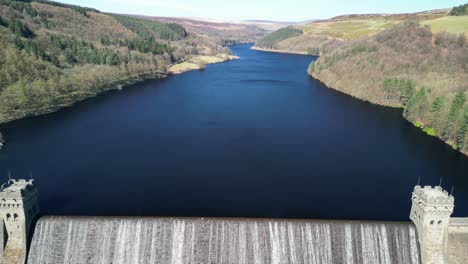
[0,179,466,264]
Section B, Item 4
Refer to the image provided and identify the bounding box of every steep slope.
[0,0,232,124]
[254,4,468,156]
[309,20,468,154]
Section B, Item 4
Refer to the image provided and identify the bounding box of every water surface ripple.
[0,44,467,219]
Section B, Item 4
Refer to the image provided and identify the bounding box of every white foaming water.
[28,217,421,264]
[347,224,356,264]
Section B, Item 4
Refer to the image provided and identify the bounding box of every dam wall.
[447,218,468,264]
[27,217,421,264]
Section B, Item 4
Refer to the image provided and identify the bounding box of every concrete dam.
[0,179,467,264]
[28,217,420,264]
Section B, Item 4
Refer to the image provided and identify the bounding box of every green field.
[298,14,464,40]
[298,19,402,40]
[423,16,468,35]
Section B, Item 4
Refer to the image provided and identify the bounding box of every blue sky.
[56,0,466,21]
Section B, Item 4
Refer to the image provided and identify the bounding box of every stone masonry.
[410,185,468,264]
[0,179,39,264]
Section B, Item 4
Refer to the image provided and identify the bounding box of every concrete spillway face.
[27,217,421,264]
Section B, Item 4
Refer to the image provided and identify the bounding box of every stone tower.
[0,179,39,264]
[410,185,454,264]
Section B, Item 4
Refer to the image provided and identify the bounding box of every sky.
[56,0,466,22]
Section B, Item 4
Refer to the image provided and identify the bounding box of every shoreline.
[0,73,165,125]
[250,46,308,55]
[168,54,240,74]
[0,53,237,126]
[309,71,468,157]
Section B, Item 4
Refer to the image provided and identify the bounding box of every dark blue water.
[0,44,467,220]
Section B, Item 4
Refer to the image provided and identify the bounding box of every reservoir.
[0,44,467,220]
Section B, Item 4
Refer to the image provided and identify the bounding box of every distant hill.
[253,9,459,53]
[134,16,281,45]
[134,17,266,44]
[244,19,292,24]
[243,19,316,25]
[0,0,230,123]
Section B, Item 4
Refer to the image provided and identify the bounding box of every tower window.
[438,220,442,224]
[13,213,18,220]
[6,213,10,219]
[430,220,434,225]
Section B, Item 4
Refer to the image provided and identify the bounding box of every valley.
[254,5,468,155]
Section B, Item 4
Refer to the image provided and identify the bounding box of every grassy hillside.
[0,0,229,124]
[423,16,468,34]
[299,17,400,40]
[309,20,468,154]
[254,16,402,52]
[253,9,465,53]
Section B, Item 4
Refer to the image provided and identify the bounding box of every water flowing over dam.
[28,217,421,264]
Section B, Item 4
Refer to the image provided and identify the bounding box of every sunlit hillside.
[423,16,468,34]
[253,4,468,156]
[254,9,468,53]
[0,0,230,123]
[307,20,468,154]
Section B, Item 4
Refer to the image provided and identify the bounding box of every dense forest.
[112,15,187,42]
[0,0,229,124]
[309,20,468,154]
[255,27,303,49]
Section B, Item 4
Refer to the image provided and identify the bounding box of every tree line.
[255,27,303,49]
[100,36,171,55]
[0,0,99,16]
[403,87,468,150]
[112,15,187,41]
[450,3,468,16]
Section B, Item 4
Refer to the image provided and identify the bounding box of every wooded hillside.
[254,27,303,49]
[309,20,468,154]
[254,4,468,155]
[0,0,229,124]
[450,3,468,16]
